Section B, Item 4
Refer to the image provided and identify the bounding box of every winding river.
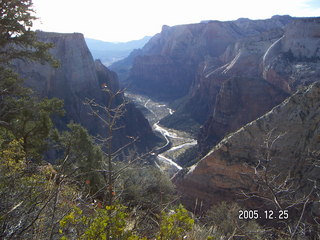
[125,93,197,176]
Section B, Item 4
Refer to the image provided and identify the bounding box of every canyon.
[85,36,151,66]
[3,1,320,238]
[13,16,320,213]
[111,16,320,212]
[13,31,158,152]
[175,81,320,210]
[113,16,320,155]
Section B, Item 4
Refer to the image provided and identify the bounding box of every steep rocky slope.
[118,16,292,99]
[175,81,320,209]
[113,15,292,97]
[113,16,308,153]
[197,77,289,154]
[195,17,320,154]
[262,17,320,92]
[127,22,241,99]
[112,17,320,159]
[13,31,157,151]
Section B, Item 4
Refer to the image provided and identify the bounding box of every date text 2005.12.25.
[238,209,289,220]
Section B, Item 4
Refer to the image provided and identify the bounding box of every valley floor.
[125,92,197,176]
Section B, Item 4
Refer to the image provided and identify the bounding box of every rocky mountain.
[112,16,320,159]
[142,16,319,157]
[13,31,157,151]
[85,36,151,66]
[175,81,320,210]
[113,15,293,99]
[114,16,317,153]
[194,17,320,154]
[196,77,289,154]
[262,17,320,92]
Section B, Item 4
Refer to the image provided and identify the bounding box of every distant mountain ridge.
[85,36,151,66]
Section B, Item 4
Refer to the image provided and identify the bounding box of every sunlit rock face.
[262,17,320,93]
[111,16,320,160]
[121,16,292,100]
[127,22,239,100]
[175,81,320,209]
[13,31,157,151]
[116,16,320,151]
[195,17,320,154]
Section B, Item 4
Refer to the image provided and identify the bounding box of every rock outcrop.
[262,17,320,92]
[14,31,157,151]
[156,17,320,156]
[195,17,320,154]
[112,16,299,145]
[197,77,289,154]
[175,81,320,209]
[113,16,293,99]
[112,16,320,158]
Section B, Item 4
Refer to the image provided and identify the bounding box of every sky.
[32,0,320,42]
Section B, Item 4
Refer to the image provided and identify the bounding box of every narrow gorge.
[13,31,158,153]
[111,15,320,217]
[2,1,320,238]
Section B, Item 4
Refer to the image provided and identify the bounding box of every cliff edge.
[175,81,320,210]
[13,31,157,151]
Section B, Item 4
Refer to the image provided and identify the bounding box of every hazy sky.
[32,0,320,42]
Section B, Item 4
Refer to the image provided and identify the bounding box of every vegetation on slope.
[0,1,318,239]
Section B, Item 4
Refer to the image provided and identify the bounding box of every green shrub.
[156,205,194,240]
[59,204,145,240]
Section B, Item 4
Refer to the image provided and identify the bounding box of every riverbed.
[125,92,197,176]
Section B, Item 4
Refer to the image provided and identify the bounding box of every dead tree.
[242,130,320,239]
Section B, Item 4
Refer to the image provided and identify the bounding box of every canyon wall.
[196,17,320,154]
[113,16,320,155]
[14,31,157,151]
[175,81,320,209]
[114,16,293,100]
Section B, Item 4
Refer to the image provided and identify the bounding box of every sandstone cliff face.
[112,16,320,158]
[159,17,293,146]
[14,32,157,150]
[188,17,320,155]
[175,81,320,209]
[114,15,292,100]
[262,17,320,92]
[127,22,241,99]
[197,77,289,154]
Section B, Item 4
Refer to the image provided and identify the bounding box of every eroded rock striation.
[195,17,320,154]
[114,16,293,100]
[14,31,157,151]
[115,16,320,154]
[197,77,289,154]
[112,16,320,161]
[262,17,320,92]
[175,81,320,209]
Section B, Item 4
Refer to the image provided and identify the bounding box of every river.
[125,92,197,176]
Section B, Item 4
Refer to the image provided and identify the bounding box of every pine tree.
[0,0,63,162]
[0,0,57,65]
